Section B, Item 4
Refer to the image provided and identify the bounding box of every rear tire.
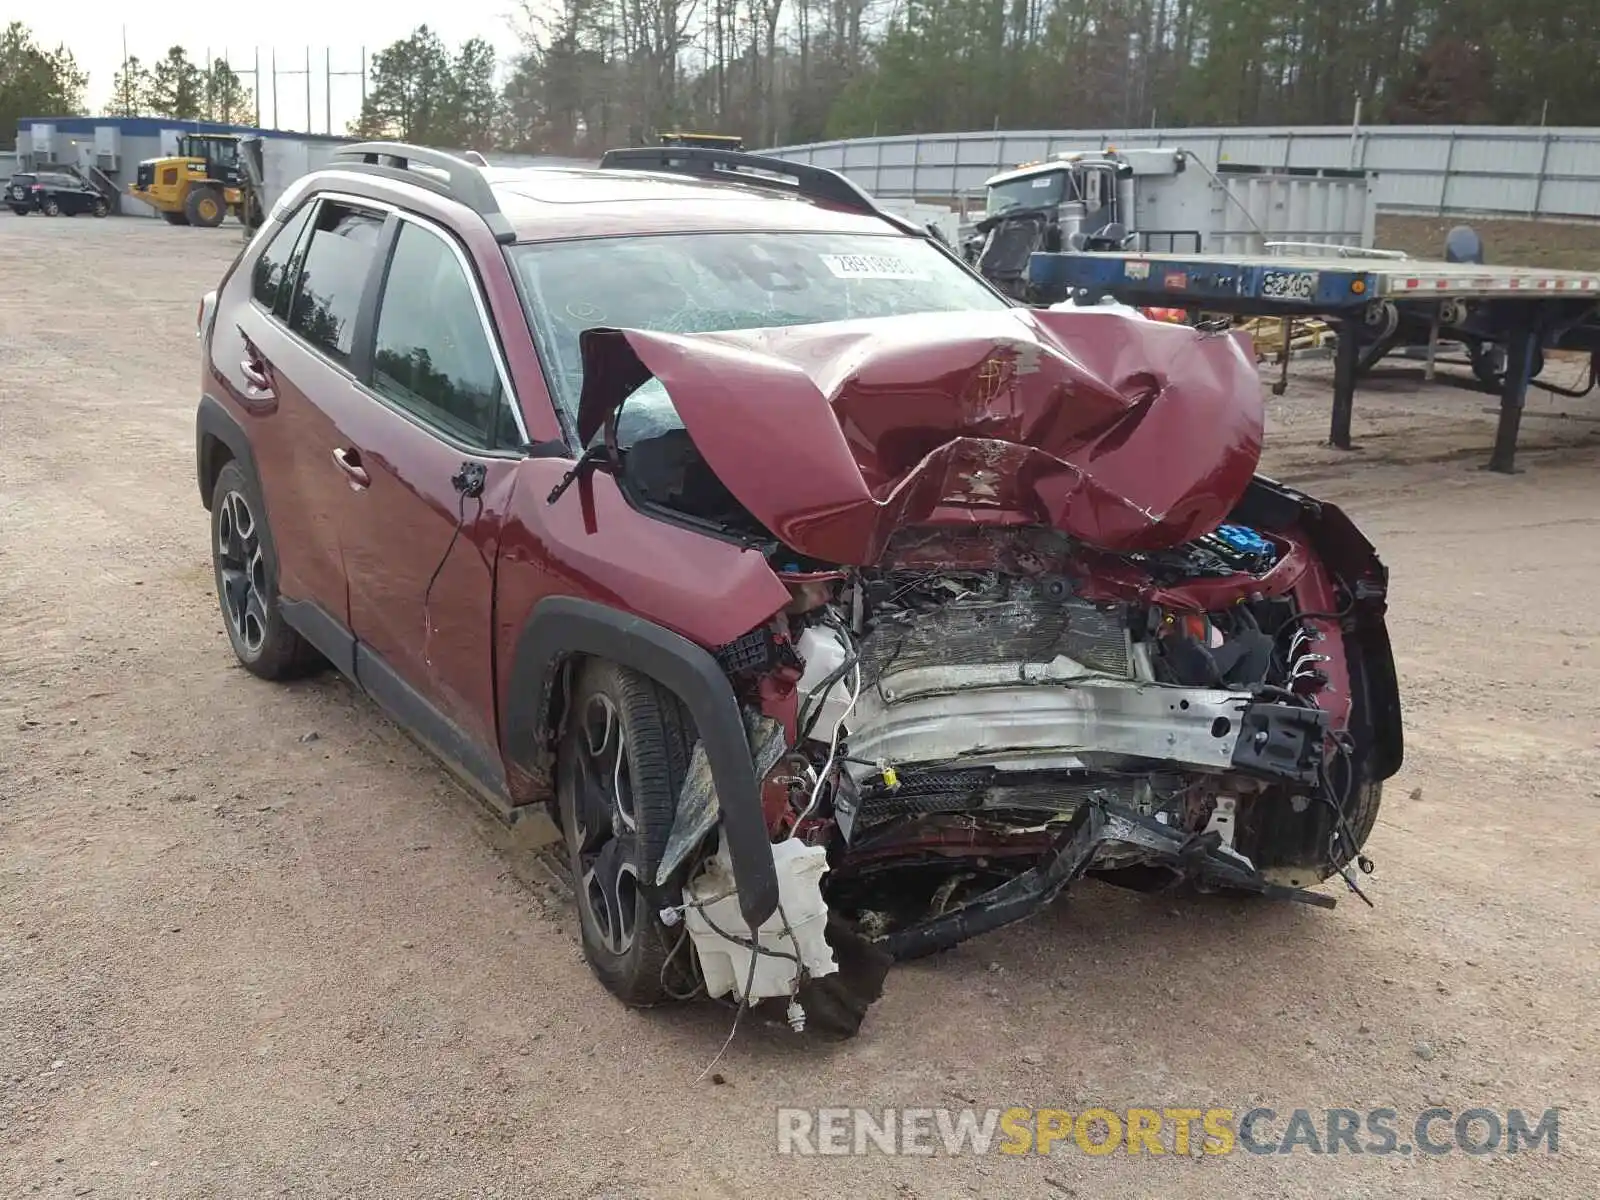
[92,199,109,218]
[185,186,225,228]
[8,206,26,216]
[43,199,60,216]
[209,460,320,680]
[557,659,696,1006]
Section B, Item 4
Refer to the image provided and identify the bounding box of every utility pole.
[328,50,368,135]
[120,26,131,116]
[232,50,263,129]
[274,48,312,132]
[271,48,278,129]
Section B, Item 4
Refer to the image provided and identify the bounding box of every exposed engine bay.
[653,497,1399,1036]
[567,308,1403,1037]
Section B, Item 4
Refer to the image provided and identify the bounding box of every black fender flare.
[503,596,780,931]
[196,394,280,583]
[196,394,257,507]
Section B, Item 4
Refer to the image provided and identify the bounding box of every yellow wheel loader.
[130,133,262,228]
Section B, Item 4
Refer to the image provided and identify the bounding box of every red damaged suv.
[197,143,1401,1034]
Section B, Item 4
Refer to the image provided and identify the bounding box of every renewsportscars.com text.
[775,1106,1559,1157]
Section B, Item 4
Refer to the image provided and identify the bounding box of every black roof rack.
[597,145,881,217]
[331,141,516,244]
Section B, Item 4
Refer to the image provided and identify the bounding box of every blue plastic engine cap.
[1214,524,1274,557]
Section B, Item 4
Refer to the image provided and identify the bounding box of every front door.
[1080,165,1119,238]
[335,217,527,777]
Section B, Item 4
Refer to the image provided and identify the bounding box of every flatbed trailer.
[1028,249,1600,472]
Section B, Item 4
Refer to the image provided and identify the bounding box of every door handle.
[240,357,272,393]
[331,447,370,489]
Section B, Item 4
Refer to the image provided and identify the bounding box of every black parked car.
[8,171,110,217]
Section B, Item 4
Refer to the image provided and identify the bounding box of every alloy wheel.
[568,694,641,956]
[216,489,268,657]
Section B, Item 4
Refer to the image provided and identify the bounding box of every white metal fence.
[761,126,1600,221]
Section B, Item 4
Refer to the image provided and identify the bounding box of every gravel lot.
[2,214,1598,1199]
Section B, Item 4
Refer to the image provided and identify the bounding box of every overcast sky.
[26,5,529,134]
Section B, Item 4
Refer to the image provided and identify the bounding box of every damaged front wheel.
[557,660,697,1006]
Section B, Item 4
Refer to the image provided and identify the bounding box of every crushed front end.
[578,308,1403,1035]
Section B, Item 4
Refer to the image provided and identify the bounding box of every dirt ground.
[2,214,1598,1200]
[1377,213,1600,272]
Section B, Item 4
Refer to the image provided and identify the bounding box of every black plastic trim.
[348,212,401,384]
[877,798,1336,960]
[353,642,508,801]
[598,146,879,217]
[1232,473,1403,780]
[195,393,256,511]
[279,597,356,677]
[503,595,780,930]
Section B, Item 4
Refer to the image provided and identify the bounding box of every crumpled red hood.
[577,308,1263,565]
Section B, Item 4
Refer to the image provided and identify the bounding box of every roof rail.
[332,141,515,244]
[597,145,880,217]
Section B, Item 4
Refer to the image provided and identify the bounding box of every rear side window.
[287,201,383,361]
[370,221,511,448]
[250,201,316,313]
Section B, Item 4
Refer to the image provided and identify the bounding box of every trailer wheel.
[1470,341,1544,392]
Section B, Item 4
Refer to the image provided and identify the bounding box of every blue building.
[10,115,350,215]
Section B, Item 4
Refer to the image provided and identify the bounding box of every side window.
[370,221,511,448]
[287,201,383,361]
[250,201,316,314]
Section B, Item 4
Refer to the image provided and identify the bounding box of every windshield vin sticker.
[820,253,930,281]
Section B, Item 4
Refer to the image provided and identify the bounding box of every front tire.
[210,460,319,680]
[92,199,109,217]
[162,210,188,226]
[185,186,225,228]
[557,660,696,1006]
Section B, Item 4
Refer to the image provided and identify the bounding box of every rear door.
[334,215,526,777]
[39,173,72,211]
[214,195,388,663]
